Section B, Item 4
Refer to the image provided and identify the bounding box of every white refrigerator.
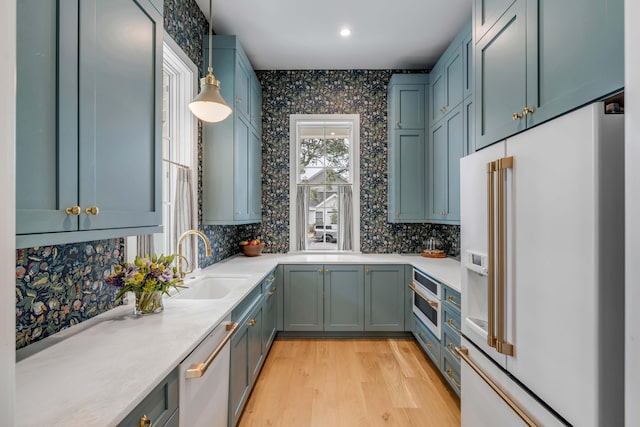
[459,102,625,426]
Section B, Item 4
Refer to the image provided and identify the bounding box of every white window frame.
[126,33,198,263]
[289,114,360,253]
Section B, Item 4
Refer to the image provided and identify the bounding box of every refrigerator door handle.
[455,346,538,427]
[487,160,497,349]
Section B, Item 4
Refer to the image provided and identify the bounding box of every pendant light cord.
[208,0,213,75]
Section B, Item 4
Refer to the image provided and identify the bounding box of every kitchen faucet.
[177,229,212,278]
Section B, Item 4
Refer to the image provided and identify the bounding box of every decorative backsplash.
[15,239,125,349]
[254,70,460,254]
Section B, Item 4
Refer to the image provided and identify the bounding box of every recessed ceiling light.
[340,28,351,37]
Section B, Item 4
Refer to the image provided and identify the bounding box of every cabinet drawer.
[442,324,462,363]
[262,269,276,293]
[442,352,461,395]
[443,308,462,336]
[413,315,440,366]
[118,368,178,427]
[232,285,263,321]
[443,286,462,313]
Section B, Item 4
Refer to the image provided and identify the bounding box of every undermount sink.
[173,275,250,300]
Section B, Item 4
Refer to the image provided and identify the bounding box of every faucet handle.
[174,253,191,278]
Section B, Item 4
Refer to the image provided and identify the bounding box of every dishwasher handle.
[185,322,239,379]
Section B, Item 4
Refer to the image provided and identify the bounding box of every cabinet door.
[324,265,364,331]
[445,107,464,222]
[390,84,425,130]
[283,265,324,331]
[429,121,447,220]
[229,321,250,427]
[444,47,463,112]
[430,66,446,123]
[248,128,262,221]
[364,265,405,331]
[118,369,178,427]
[525,0,624,127]
[79,0,162,230]
[463,31,473,100]
[474,0,527,150]
[263,284,277,352]
[388,130,426,222]
[463,97,474,155]
[247,302,264,385]
[234,57,251,120]
[250,78,262,131]
[474,0,517,41]
[234,116,251,221]
[16,0,78,234]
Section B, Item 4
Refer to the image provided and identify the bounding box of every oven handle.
[185,322,239,379]
[408,283,439,308]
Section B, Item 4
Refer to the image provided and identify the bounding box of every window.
[127,35,197,264]
[289,115,360,252]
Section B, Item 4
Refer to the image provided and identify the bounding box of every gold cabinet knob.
[395,211,400,217]
[512,112,524,120]
[523,106,535,116]
[395,120,400,127]
[365,268,370,273]
[85,206,99,216]
[325,269,330,273]
[248,319,257,327]
[65,206,81,216]
[317,269,323,273]
[139,414,152,427]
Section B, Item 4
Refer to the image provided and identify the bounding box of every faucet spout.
[177,229,212,278]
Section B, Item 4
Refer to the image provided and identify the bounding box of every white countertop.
[15,253,460,426]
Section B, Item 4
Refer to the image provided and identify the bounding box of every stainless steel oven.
[409,268,441,339]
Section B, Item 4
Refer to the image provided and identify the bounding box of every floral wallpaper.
[15,240,124,349]
[254,70,460,255]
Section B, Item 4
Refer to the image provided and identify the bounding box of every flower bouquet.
[106,254,185,315]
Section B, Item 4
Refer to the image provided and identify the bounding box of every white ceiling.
[194,0,473,70]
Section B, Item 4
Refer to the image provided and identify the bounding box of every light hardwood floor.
[238,339,461,427]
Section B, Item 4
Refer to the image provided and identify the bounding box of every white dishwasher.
[179,315,238,427]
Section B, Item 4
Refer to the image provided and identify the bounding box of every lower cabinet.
[411,283,462,396]
[229,270,277,427]
[283,264,406,332]
[118,368,178,427]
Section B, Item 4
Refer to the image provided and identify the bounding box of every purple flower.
[124,265,139,279]
[159,268,174,282]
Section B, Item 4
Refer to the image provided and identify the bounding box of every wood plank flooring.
[238,339,461,427]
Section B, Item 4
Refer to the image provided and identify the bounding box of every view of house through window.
[290,115,360,252]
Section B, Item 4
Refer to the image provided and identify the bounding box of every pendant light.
[188,0,232,123]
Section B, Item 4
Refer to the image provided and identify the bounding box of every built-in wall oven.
[409,268,442,339]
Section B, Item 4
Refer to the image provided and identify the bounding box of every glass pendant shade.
[188,71,232,123]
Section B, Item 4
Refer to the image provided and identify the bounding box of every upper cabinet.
[202,36,263,225]
[474,0,624,150]
[387,74,429,223]
[16,0,163,248]
[430,44,464,124]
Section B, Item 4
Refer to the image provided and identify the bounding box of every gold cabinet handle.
[85,206,99,216]
[395,211,400,217]
[417,332,432,348]
[447,318,462,334]
[447,342,460,359]
[447,295,461,308]
[408,283,438,308]
[456,347,538,426]
[317,269,323,273]
[186,323,239,379]
[395,120,400,127]
[522,106,534,116]
[446,369,461,389]
[65,206,81,216]
[365,268,370,274]
[248,319,257,327]
[268,287,277,297]
[512,112,523,120]
[325,269,330,273]
[139,414,152,427]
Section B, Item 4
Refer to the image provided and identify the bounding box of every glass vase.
[134,290,164,315]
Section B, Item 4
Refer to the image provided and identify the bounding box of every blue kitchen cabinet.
[473,0,517,40]
[430,45,463,124]
[428,104,463,224]
[364,265,405,332]
[440,285,462,396]
[413,314,440,366]
[262,270,278,352]
[16,0,162,247]
[464,96,474,155]
[247,300,264,386]
[387,74,429,223]
[202,36,262,225]
[463,30,473,100]
[324,265,365,332]
[474,0,624,150]
[283,265,324,331]
[118,368,178,427]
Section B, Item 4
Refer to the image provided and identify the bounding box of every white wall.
[0,0,16,426]
[626,0,640,424]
